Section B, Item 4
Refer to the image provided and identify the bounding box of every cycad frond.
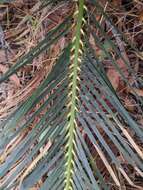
[0,0,143,190]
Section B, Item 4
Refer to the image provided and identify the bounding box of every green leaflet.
[0,0,14,3]
[64,0,86,189]
[0,17,70,84]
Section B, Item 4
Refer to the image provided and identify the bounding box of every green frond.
[0,0,143,190]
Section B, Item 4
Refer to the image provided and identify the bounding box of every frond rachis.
[64,0,87,190]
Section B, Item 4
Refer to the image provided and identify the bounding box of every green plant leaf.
[0,1,143,190]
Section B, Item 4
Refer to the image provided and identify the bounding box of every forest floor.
[0,0,143,189]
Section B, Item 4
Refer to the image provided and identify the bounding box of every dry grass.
[0,0,71,120]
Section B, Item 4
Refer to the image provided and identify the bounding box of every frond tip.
[64,0,86,190]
